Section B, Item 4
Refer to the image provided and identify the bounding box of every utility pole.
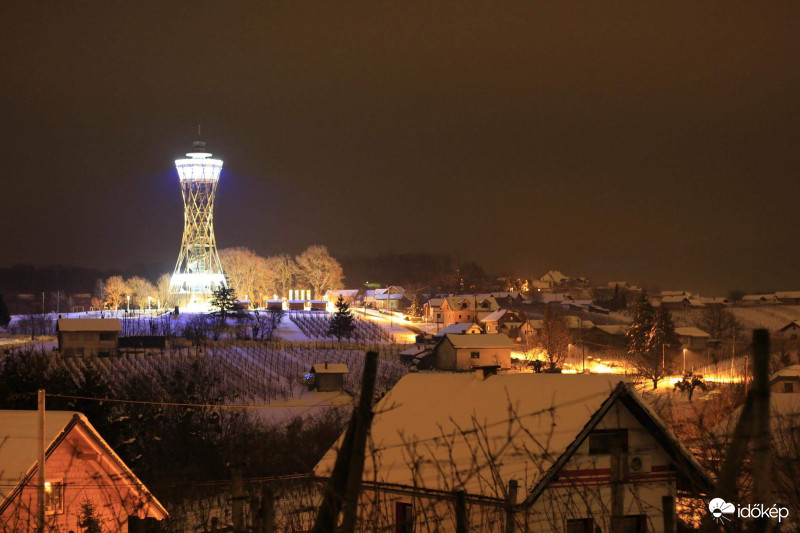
[37,389,46,533]
[505,479,519,533]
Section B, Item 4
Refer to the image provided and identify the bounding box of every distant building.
[0,410,167,531]
[739,293,779,306]
[423,298,445,323]
[309,362,348,392]
[659,295,705,310]
[325,289,360,307]
[480,309,527,338]
[434,333,514,371]
[770,365,800,393]
[266,299,284,311]
[439,296,499,327]
[675,327,711,351]
[775,291,800,305]
[56,318,121,356]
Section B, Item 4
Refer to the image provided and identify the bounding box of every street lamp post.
[126,295,130,313]
[683,348,687,374]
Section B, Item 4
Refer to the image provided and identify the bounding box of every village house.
[0,411,167,531]
[675,327,711,351]
[365,286,406,308]
[698,296,731,308]
[423,297,445,324]
[658,295,705,311]
[520,316,595,347]
[739,293,779,306]
[434,332,514,371]
[373,292,411,311]
[439,296,499,327]
[775,291,800,305]
[325,289,360,307]
[770,365,800,394]
[57,318,121,356]
[314,373,711,533]
[480,309,527,338]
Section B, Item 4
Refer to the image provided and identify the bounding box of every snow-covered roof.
[327,289,360,298]
[373,293,406,300]
[434,322,483,338]
[660,290,691,297]
[540,270,567,283]
[57,318,121,332]
[0,410,167,516]
[443,296,499,311]
[480,309,516,323]
[593,325,628,336]
[675,327,710,338]
[374,286,405,295]
[527,317,593,330]
[311,363,349,374]
[777,320,800,332]
[741,293,778,301]
[699,296,730,304]
[776,291,800,299]
[771,365,800,380]
[445,333,514,349]
[314,373,710,499]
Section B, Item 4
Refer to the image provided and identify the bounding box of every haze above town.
[2,2,800,294]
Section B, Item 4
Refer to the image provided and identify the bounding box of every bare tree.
[535,306,571,371]
[155,273,175,310]
[220,247,273,304]
[295,245,344,299]
[693,307,742,341]
[267,254,299,298]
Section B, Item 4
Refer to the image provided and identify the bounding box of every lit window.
[44,480,64,514]
[471,351,480,359]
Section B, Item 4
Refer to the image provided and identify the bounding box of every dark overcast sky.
[1,2,799,294]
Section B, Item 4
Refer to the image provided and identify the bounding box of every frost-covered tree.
[627,293,678,389]
[126,276,156,310]
[220,247,274,304]
[103,276,129,310]
[264,254,298,298]
[328,296,355,341]
[296,245,344,299]
[155,273,174,310]
[408,292,423,318]
[209,283,237,321]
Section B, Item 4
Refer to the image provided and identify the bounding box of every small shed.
[266,300,284,311]
[309,300,327,311]
[288,300,306,311]
[309,362,349,392]
[57,319,121,356]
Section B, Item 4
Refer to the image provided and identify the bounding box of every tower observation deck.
[169,140,226,308]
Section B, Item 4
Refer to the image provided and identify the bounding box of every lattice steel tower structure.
[169,140,226,307]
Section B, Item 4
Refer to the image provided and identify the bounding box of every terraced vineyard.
[290,311,394,342]
[56,343,408,403]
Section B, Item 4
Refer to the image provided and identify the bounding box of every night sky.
[2,2,799,295]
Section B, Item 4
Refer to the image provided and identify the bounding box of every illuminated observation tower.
[169,140,226,308]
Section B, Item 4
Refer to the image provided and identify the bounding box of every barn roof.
[434,322,483,338]
[57,318,121,332]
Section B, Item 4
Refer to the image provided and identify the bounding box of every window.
[44,480,64,514]
[611,515,646,533]
[458,314,462,320]
[471,351,480,359]
[395,501,412,533]
[588,429,628,455]
[785,383,794,393]
[99,332,115,341]
[566,518,595,533]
